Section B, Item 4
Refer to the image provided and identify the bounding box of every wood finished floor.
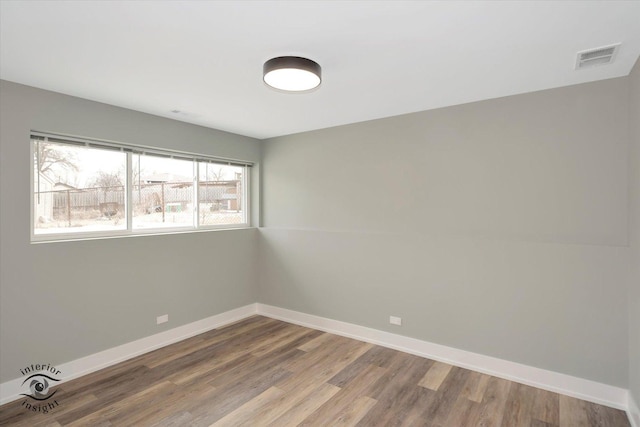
[0,316,630,426]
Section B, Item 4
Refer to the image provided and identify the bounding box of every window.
[32,133,251,241]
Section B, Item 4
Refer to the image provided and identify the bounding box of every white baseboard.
[629,391,640,427]
[0,303,257,405]
[256,303,629,411]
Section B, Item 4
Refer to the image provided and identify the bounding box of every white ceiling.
[1,1,639,139]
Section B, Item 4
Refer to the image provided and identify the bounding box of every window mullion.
[244,166,250,225]
[126,152,133,231]
[194,161,199,229]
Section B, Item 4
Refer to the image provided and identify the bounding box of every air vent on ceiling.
[575,44,620,70]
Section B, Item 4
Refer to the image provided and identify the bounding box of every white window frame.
[30,132,252,243]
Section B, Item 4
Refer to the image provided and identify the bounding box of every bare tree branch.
[35,143,78,179]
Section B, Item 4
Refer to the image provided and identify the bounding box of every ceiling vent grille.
[575,44,620,70]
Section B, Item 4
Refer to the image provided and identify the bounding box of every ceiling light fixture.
[263,56,321,92]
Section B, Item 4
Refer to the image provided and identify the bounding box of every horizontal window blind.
[31,132,253,168]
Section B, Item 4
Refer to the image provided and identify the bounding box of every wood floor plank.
[143,316,277,369]
[421,366,472,425]
[355,354,434,426]
[209,386,284,427]
[357,345,402,368]
[235,383,321,426]
[328,345,396,388]
[242,358,385,426]
[55,363,149,397]
[188,367,292,426]
[223,321,299,355]
[15,391,100,427]
[277,338,373,393]
[365,351,433,400]
[284,334,364,373]
[53,365,159,424]
[560,394,590,426]
[300,363,388,426]
[329,395,378,426]
[138,382,217,426]
[460,370,491,403]
[439,394,480,427]
[251,328,319,357]
[171,319,286,364]
[327,358,371,389]
[0,406,64,427]
[464,375,512,427]
[65,380,177,427]
[164,349,250,386]
[368,384,434,427]
[148,410,193,427]
[501,382,538,427]
[418,361,454,391]
[584,399,631,427]
[32,420,63,427]
[119,380,217,427]
[250,324,317,357]
[0,316,630,427]
[531,387,560,426]
[204,337,306,390]
[267,383,341,426]
[530,420,557,427]
[0,400,52,426]
[296,330,337,352]
[151,320,290,374]
[102,386,190,427]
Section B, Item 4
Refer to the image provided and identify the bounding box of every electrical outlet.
[156,314,168,325]
[389,315,402,326]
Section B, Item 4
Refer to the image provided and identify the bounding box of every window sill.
[30,225,255,244]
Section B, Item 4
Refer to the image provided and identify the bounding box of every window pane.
[132,154,195,229]
[33,141,126,234]
[198,162,245,226]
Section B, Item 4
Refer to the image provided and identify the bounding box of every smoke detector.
[575,44,620,70]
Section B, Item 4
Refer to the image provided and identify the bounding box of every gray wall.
[259,78,631,387]
[0,80,260,383]
[2,71,636,394]
[630,59,640,409]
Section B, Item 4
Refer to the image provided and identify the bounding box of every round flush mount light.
[263,56,321,92]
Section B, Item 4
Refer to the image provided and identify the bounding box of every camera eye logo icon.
[21,374,60,401]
